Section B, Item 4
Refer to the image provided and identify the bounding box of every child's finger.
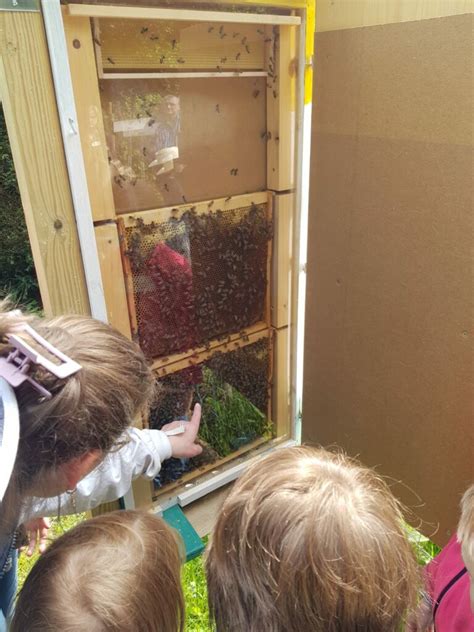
[186,403,201,440]
[27,530,37,557]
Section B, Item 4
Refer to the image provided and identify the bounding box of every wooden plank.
[101,72,268,79]
[99,19,266,73]
[273,326,290,437]
[0,11,90,317]
[266,24,297,191]
[116,219,139,338]
[153,328,271,377]
[94,223,132,338]
[121,190,269,227]
[150,321,268,372]
[63,13,116,222]
[153,436,271,501]
[271,192,293,328]
[155,435,293,509]
[316,0,472,32]
[182,484,232,537]
[68,4,301,26]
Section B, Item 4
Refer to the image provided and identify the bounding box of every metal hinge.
[0,0,39,12]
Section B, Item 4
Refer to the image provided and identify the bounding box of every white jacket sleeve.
[25,428,172,519]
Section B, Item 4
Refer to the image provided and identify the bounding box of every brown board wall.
[303,13,473,546]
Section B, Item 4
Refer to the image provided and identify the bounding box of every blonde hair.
[11,510,185,632]
[0,299,154,533]
[206,445,420,632]
[458,484,474,566]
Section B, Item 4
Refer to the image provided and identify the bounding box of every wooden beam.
[63,12,116,222]
[68,4,301,25]
[150,321,268,372]
[0,11,89,317]
[153,328,271,377]
[316,0,472,32]
[272,325,290,437]
[101,71,268,79]
[271,192,293,328]
[94,223,132,338]
[121,191,269,226]
[266,24,297,191]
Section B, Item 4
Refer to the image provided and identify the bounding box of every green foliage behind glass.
[0,106,41,308]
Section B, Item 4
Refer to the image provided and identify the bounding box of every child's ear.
[60,450,102,490]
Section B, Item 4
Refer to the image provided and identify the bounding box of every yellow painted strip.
[304,0,315,104]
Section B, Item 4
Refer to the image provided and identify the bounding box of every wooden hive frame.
[0,0,311,513]
[61,2,299,509]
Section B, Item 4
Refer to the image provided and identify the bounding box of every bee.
[215,104,220,113]
[273,89,278,99]
[245,45,250,54]
[177,57,185,64]
[220,33,227,39]
[160,55,165,64]
[182,195,187,203]
[164,183,169,192]
[132,179,137,186]
[219,25,224,35]
[114,175,123,188]
[93,36,102,47]
[264,37,272,43]
[172,39,177,49]
[208,200,215,208]
[145,109,152,117]
[225,196,232,202]
[148,119,156,127]
[241,36,247,45]
[220,56,227,63]
[107,155,112,163]
[142,147,147,156]
[230,168,239,176]
[253,89,260,98]
[208,26,214,33]
[216,65,222,72]
[232,32,239,38]
[257,28,264,35]
[150,35,159,41]
[140,27,149,34]
[235,52,241,61]
[106,57,115,65]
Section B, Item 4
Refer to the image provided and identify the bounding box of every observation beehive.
[26,0,313,511]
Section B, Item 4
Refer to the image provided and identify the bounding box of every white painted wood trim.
[176,439,297,507]
[41,0,108,324]
[68,3,301,26]
[291,10,312,443]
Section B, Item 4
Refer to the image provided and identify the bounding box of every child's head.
[11,510,185,632]
[0,301,154,529]
[206,445,420,632]
[458,484,474,611]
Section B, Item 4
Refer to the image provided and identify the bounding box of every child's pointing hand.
[161,403,203,459]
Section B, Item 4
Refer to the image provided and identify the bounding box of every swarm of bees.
[123,203,272,360]
[150,338,272,488]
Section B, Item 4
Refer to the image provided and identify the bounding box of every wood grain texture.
[266,24,297,190]
[63,13,117,222]
[273,325,290,437]
[94,223,132,338]
[271,192,293,327]
[0,12,89,316]
[304,14,474,545]
[316,0,473,32]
